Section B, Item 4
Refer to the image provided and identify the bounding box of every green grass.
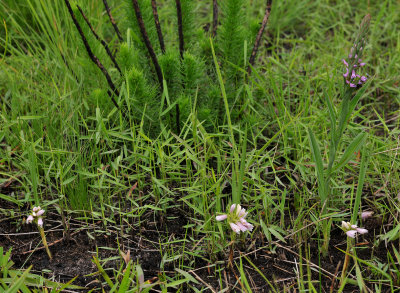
[1,0,400,291]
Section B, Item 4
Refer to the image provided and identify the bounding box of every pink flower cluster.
[342,57,367,88]
[216,204,253,234]
[341,221,368,238]
[26,206,45,227]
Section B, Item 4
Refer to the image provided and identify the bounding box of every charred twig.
[64,0,120,109]
[151,0,165,54]
[174,0,184,133]
[102,0,123,41]
[76,5,122,75]
[175,0,184,59]
[132,0,163,90]
[247,0,272,75]
[212,0,218,37]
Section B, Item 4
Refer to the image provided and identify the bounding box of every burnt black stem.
[247,0,272,75]
[102,0,123,41]
[76,5,122,75]
[212,0,218,37]
[151,0,165,54]
[64,0,120,110]
[175,0,184,59]
[174,0,184,133]
[131,0,164,90]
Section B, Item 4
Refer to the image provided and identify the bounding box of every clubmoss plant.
[64,0,273,137]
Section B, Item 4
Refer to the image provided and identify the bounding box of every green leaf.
[351,145,369,223]
[332,132,367,174]
[307,128,327,203]
[118,262,132,293]
[7,266,32,293]
[175,268,199,284]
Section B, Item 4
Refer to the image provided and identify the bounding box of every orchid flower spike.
[216,203,253,234]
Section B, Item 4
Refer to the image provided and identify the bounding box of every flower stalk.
[26,206,52,260]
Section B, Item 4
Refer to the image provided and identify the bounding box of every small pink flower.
[236,222,248,232]
[216,203,253,234]
[342,221,351,229]
[356,228,368,234]
[230,222,240,234]
[360,76,367,82]
[36,209,45,216]
[343,68,349,78]
[361,211,373,220]
[216,214,228,221]
[342,221,368,238]
[346,230,357,238]
[26,215,34,224]
[37,218,43,227]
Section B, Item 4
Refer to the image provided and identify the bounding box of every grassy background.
[1,0,400,291]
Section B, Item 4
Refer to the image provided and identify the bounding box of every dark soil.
[0,195,394,292]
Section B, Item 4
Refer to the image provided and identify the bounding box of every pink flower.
[26,215,34,224]
[216,214,228,221]
[342,221,368,238]
[26,206,45,227]
[216,203,253,234]
[229,222,241,234]
[361,211,373,220]
[346,230,357,238]
[356,227,368,234]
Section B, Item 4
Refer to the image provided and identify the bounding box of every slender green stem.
[39,226,52,260]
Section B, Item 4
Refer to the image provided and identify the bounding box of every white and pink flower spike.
[26,206,45,227]
[341,221,368,238]
[216,203,253,234]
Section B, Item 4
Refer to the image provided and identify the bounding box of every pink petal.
[360,76,367,82]
[351,70,356,79]
[216,214,228,221]
[356,228,368,234]
[244,222,254,231]
[349,83,357,88]
[235,204,242,215]
[229,222,240,234]
[26,215,34,224]
[36,209,45,216]
[230,204,236,213]
[342,59,349,67]
[240,218,253,231]
[359,63,366,67]
[341,221,351,230]
[236,222,248,232]
[343,68,349,78]
[33,206,40,212]
[238,209,246,217]
[37,218,43,227]
[361,211,373,220]
[346,230,357,238]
